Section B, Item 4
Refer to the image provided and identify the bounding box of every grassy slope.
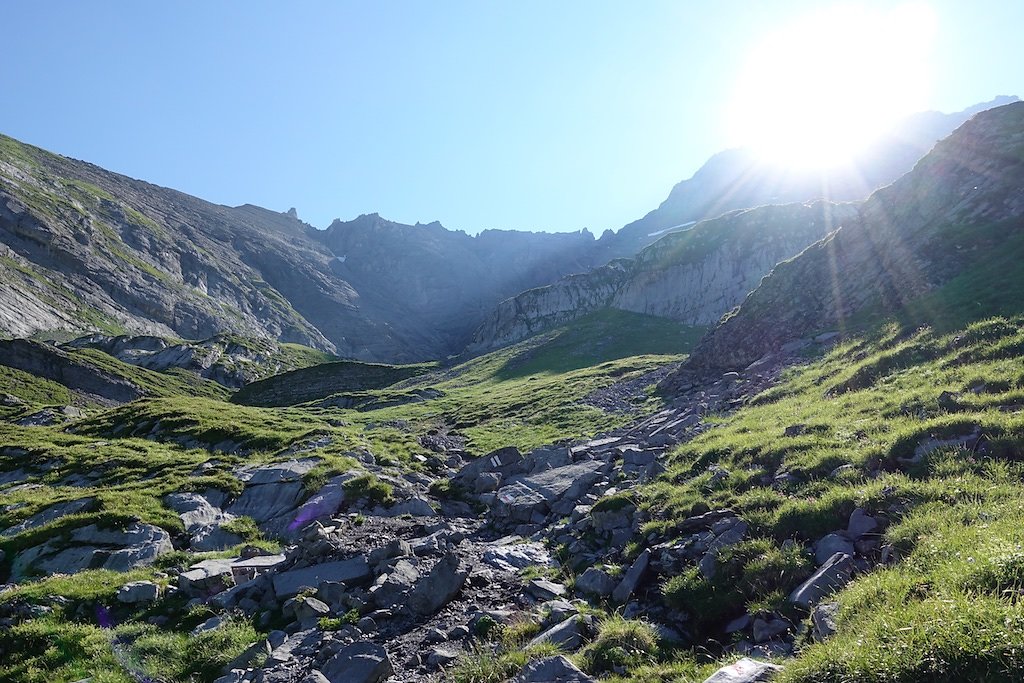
[610,315,1024,681]
[339,310,705,453]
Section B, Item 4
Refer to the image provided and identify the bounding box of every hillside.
[670,101,1024,383]
[469,201,858,354]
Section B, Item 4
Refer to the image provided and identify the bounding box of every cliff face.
[667,101,1024,379]
[467,202,859,354]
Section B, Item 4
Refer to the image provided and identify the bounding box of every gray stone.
[612,550,650,604]
[191,615,227,635]
[287,475,351,536]
[319,641,393,683]
[12,522,172,578]
[383,497,437,518]
[165,492,242,551]
[752,616,790,642]
[408,552,466,615]
[299,672,330,683]
[528,615,585,651]
[426,647,460,668]
[481,540,553,573]
[116,580,161,604]
[847,508,879,540]
[527,579,567,601]
[701,657,783,683]
[511,655,595,682]
[272,557,371,599]
[574,567,616,597]
[811,601,840,641]
[789,552,853,608]
[815,534,854,565]
[1,497,97,537]
[178,558,236,598]
[474,472,502,493]
[291,596,330,625]
[370,559,420,609]
[495,461,603,521]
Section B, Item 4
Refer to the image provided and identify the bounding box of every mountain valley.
[1,100,1023,683]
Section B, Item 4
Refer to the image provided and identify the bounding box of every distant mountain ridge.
[663,100,1024,387]
[0,97,1016,362]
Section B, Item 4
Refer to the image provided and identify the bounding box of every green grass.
[634,315,1024,681]
[0,365,73,406]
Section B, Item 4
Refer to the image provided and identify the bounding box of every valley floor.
[3,313,1024,683]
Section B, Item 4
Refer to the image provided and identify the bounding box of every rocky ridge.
[670,100,1024,380]
[468,202,858,354]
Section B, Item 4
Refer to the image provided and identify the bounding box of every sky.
[2,1,1023,234]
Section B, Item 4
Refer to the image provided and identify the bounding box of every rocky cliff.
[668,101,1024,379]
[468,201,859,354]
[597,96,1019,259]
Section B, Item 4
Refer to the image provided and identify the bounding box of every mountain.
[319,213,598,354]
[667,100,1024,380]
[468,201,859,353]
[595,96,1019,259]
[0,138,600,361]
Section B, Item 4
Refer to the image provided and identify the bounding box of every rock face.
[675,101,1024,375]
[467,202,859,354]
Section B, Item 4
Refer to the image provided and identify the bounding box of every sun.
[728,3,937,168]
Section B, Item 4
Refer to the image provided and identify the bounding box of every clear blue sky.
[2,1,1022,233]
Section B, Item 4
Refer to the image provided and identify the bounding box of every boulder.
[527,615,585,651]
[116,580,160,604]
[165,492,242,551]
[12,522,172,578]
[482,540,554,573]
[815,534,854,565]
[847,508,879,540]
[1,497,97,537]
[574,567,616,597]
[811,601,840,641]
[789,552,853,608]
[370,559,420,609]
[701,658,783,683]
[273,557,372,599]
[228,459,320,536]
[178,558,236,598]
[319,641,393,683]
[495,461,604,522]
[408,552,466,615]
[382,497,437,518]
[612,549,650,603]
[511,655,595,682]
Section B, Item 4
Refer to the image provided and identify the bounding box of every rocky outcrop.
[468,202,858,354]
[0,338,144,404]
[673,101,1024,376]
[64,333,330,388]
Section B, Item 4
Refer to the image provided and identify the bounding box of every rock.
[815,534,854,565]
[701,657,783,683]
[191,615,227,635]
[367,539,412,567]
[1,497,97,537]
[495,461,603,522]
[228,459,320,536]
[511,655,595,682]
[299,672,330,683]
[165,492,242,551]
[116,580,161,604]
[847,508,879,540]
[12,522,172,578]
[370,559,421,609]
[178,559,236,598]
[286,475,351,535]
[811,601,840,641]
[789,552,853,608]
[319,641,393,683]
[527,579,567,601]
[272,557,371,599]
[426,647,460,668]
[528,615,585,651]
[612,549,650,603]
[383,497,437,518]
[699,520,749,579]
[290,596,330,625]
[783,424,807,437]
[482,540,554,573]
[474,472,502,493]
[752,615,790,642]
[574,567,616,597]
[408,552,467,615]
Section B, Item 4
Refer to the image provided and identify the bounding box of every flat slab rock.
[495,461,603,520]
[272,557,371,599]
[12,521,172,578]
[511,655,596,682]
[702,658,783,683]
